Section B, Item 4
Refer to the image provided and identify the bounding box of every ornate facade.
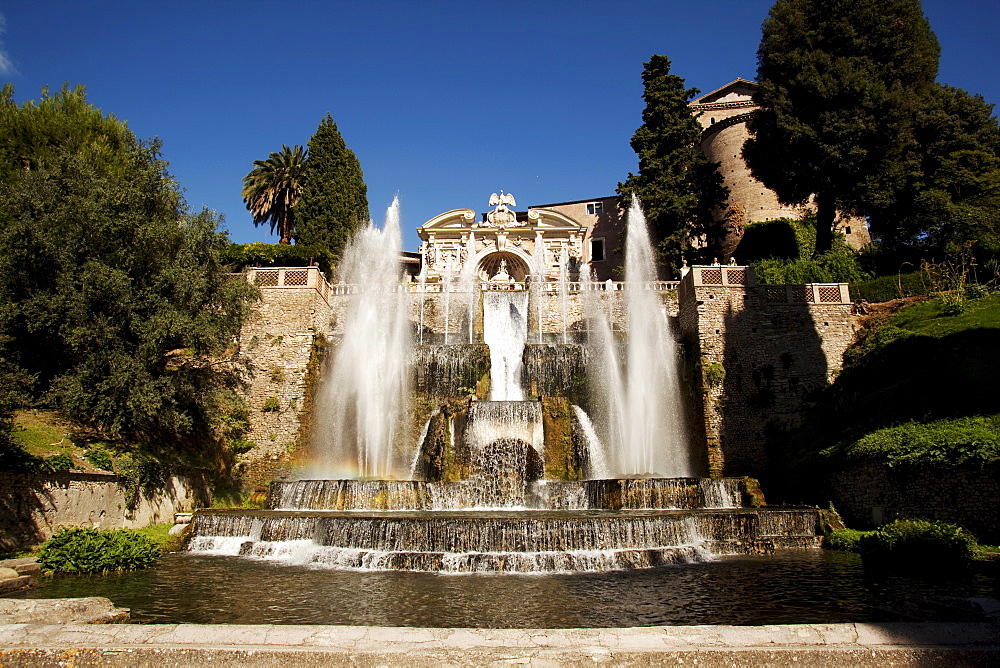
[416,193,625,283]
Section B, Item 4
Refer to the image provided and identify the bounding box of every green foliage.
[0,84,258,456]
[218,242,334,277]
[753,252,868,285]
[735,217,814,262]
[241,144,307,244]
[868,84,1000,256]
[261,397,281,412]
[83,447,112,471]
[617,55,728,276]
[37,527,160,574]
[857,519,977,570]
[849,272,929,303]
[294,114,369,261]
[742,215,867,283]
[745,0,940,255]
[823,528,869,552]
[44,453,74,472]
[704,363,726,388]
[113,452,168,510]
[827,415,1000,468]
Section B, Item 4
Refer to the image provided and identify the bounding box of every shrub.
[37,527,160,574]
[966,283,990,300]
[113,453,168,511]
[849,272,929,303]
[830,416,1000,467]
[219,242,334,277]
[44,453,74,472]
[83,448,113,471]
[939,293,967,316]
[753,251,867,285]
[857,519,977,571]
[705,363,726,388]
[823,528,869,552]
[262,397,281,412]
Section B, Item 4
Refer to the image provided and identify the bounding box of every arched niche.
[477,251,531,282]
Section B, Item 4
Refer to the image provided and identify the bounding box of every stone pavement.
[0,622,997,666]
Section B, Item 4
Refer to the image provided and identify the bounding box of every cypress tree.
[744,0,940,255]
[617,55,727,277]
[294,114,369,260]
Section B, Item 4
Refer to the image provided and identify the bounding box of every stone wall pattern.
[0,473,207,551]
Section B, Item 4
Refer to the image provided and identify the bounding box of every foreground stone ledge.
[0,622,996,666]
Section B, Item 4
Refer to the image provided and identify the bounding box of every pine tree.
[617,55,727,277]
[744,0,940,255]
[868,84,1000,256]
[294,114,369,261]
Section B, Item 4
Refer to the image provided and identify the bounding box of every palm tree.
[241,144,307,244]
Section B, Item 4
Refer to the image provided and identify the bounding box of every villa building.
[416,193,625,283]
[414,79,872,284]
[689,79,871,251]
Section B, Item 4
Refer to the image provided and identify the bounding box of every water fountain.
[190,197,820,573]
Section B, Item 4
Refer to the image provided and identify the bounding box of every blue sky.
[2,1,998,252]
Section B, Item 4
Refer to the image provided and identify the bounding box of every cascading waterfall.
[187,194,825,575]
[586,197,692,477]
[483,290,529,401]
[572,404,610,479]
[309,197,411,478]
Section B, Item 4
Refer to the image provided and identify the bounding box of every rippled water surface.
[16,550,996,627]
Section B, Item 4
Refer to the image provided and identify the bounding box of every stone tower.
[689,79,871,254]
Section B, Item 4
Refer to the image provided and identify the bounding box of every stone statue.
[486,190,522,227]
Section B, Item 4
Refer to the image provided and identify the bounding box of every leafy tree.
[868,84,1000,256]
[241,144,307,245]
[744,0,940,256]
[618,56,727,277]
[0,84,257,455]
[294,114,369,260]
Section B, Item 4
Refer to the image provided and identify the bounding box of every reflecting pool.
[13,550,997,627]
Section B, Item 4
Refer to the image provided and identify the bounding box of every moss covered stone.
[541,397,584,480]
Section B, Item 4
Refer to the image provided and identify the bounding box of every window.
[845,226,852,235]
[590,238,606,263]
[586,202,604,215]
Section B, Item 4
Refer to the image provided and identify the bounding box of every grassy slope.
[9,410,111,473]
[779,293,1000,479]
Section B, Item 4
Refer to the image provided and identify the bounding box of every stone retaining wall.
[678,270,855,477]
[828,462,1000,544]
[238,268,852,484]
[0,472,208,551]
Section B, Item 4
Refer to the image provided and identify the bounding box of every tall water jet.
[311,197,411,478]
[534,230,546,344]
[457,231,478,343]
[558,246,570,344]
[587,197,691,477]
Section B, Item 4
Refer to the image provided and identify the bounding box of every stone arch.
[476,250,532,282]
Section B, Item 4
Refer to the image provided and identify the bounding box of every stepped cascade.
[191,194,821,573]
